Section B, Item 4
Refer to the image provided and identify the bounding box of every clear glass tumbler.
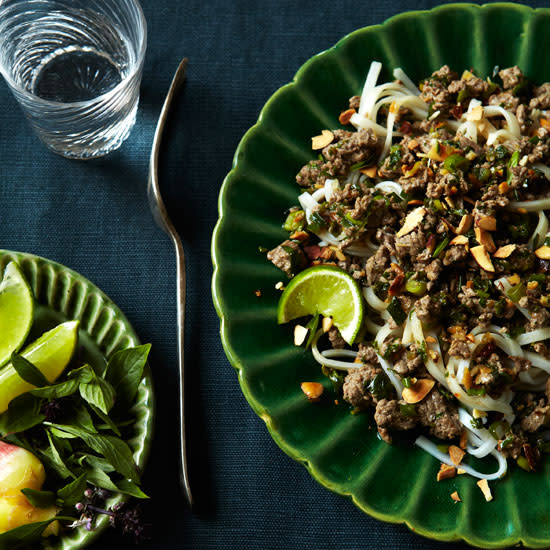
[0,0,146,159]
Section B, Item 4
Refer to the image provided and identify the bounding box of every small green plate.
[0,250,154,550]
[212,3,550,548]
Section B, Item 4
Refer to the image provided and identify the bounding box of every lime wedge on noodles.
[277,265,364,344]
[0,320,79,413]
[0,262,34,367]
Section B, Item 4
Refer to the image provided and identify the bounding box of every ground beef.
[393,352,426,377]
[416,389,462,440]
[530,83,550,110]
[420,65,458,115]
[498,429,527,459]
[357,343,379,365]
[443,245,469,266]
[322,129,380,177]
[415,295,441,324]
[425,259,443,282]
[295,159,326,188]
[267,240,307,277]
[349,95,360,111]
[475,185,510,215]
[527,308,550,330]
[508,165,531,189]
[342,362,383,409]
[499,66,523,89]
[521,399,550,432]
[508,244,535,273]
[399,165,431,195]
[448,332,471,359]
[489,91,520,111]
[395,227,427,261]
[374,399,418,443]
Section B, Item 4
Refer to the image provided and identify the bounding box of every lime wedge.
[0,262,34,368]
[277,265,364,344]
[0,320,79,413]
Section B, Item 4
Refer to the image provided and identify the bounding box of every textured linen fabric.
[0,0,546,549]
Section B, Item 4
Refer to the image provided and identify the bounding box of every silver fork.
[147,58,193,508]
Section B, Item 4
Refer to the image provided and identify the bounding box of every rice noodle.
[393,67,420,95]
[363,286,387,312]
[528,211,548,249]
[508,198,550,212]
[311,330,362,370]
[458,409,498,459]
[374,180,403,195]
[534,162,550,179]
[517,327,550,346]
[358,61,382,116]
[376,353,404,395]
[415,435,507,480]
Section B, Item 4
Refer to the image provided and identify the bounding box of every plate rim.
[211,3,550,548]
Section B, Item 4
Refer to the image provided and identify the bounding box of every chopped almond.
[301,382,324,401]
[333,248,346,261]
[471,245,495,272]
[474,227,496,253]
[527,280,539,290]
[456,214,473,235]
[457,468,466,475]
[449,235,469,247]
[535,245,550,260]
[449,445,466,466]
[275,281,285,291]
[290,230,308,241]
[294,325,309,346]
[402,379,435,404]
[517,207,528,214]
[360,165,377,178]
[450,491,461,502]
[466,280,474,289]
[498,181,509,194]
[477,216,497,231]
[540,118,550,131]
[459,429,468,450]
[396,207,426,238]
[407,139,419,150]
[462,367,473,391]
[425,335,437,344]
[311,130,334,150]
[407,199,424,206]
[322,317,333,333]
[338,108,356,125]
[476,479,493,502]
[493,244,516,258]
[466,105,484,122]
[507,273,521,285]
[437,463,457,482]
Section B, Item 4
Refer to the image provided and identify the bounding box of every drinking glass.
[0,0,147,159]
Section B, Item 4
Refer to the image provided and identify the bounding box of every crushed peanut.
[449,445,466,466]
[338,108,355,125]
[507,273,521,285]
[450,491,461,502]
[322,317,333,332]
[311,130,334,150]
[300,382,324,401]
[437,463,456,481]
[254,289,262,297]
[275,281,285,291]
[360,165,377,178]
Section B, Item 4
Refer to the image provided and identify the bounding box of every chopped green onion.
[305,314,320,349]
[443,154,469,173]
[399,403,417,417]
[507,150,520,182]
[402,377,413,389]
[506,282,526,303]
[307,211,326,233]
[466,387,487,396]
[433,235,450,258]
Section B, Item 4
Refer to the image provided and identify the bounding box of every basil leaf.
[78,454,115,473]
[89,404,121,436]
[0,394,44,435]
[20,488,56,509]
[30,378,80,399]
[39,431,74,479]
[116,479,149,499]
[57,474,87,507]
[11,354,49,387]
[0,520,55,550]
[105,344,151,408]
[79,371,116,415]
[45,424,138,481]
[84,468,119,491]
[65,405,97,434]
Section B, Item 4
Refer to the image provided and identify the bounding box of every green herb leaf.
[84,468,119,491]
[30,378,80,399]
[79,370,116,415]
[0,520,56,550]
[116,479,149,499]
[20,488,56,509]
[11,354,50,388]
[367,373,394,400]
[57,474,88,507]
[105,345,151,410]
[88,404,121,436]
[387,297,406,325]
[443,154,469,173]
[0,394,44,435]
[305,314,319,350]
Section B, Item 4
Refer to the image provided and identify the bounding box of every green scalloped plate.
[212,3,550,548]
[0,250,154,550]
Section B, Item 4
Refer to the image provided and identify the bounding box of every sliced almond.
[437,463,456,482]
[294,325,309,346]
[449,235,469,247]
[457,468,467,475]
[322,317,333,333]
[476,479,493,502]
[466,105,484,122]
[471,245,495,272]
[449,445,466,466]
[311,130,334,150]
[402,378,435,404]
[338,108,355,125]
[407,139,419,150]
[493,244,517,258]
[477,216,497,231]
[507,273,521,285]
[360,165,377,178]
[535,245,550,260]
[396,207,426,238]
[474,227,496,253]
[450,491,461,502]
[300,382,324,401]
[456,214,473,235]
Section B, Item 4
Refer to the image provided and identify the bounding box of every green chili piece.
[443,154,470,173]
[283,209,306,232]
[405,279,427,296]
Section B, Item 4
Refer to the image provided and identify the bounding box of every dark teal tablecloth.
[0,1,546,548]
